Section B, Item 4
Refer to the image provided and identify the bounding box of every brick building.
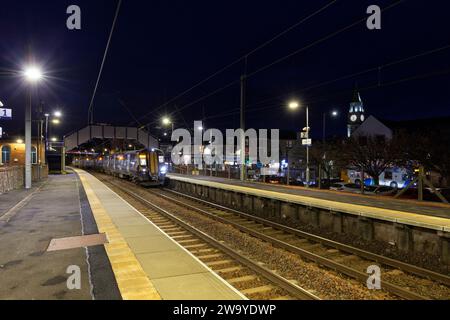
[0,138,46,166]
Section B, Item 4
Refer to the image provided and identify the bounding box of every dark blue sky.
[1,0,449,140]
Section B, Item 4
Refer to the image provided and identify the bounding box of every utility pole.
[240,74,246,182]
[305,106,310,188]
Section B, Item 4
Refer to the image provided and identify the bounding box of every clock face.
[360,115,365,122]
[350,115,357,122]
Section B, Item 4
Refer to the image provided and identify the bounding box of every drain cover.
[47,233,108,252]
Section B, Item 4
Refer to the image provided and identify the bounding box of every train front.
[138,149,167,186]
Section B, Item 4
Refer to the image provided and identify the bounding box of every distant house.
[351,115,393,140]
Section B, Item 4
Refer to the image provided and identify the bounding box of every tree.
[310,139,347,182]
[398,131,450,187]
[344,135,401,185]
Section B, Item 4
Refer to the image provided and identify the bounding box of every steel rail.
[151,189,436,300]
[164,188,450,286]
[105,180,320,300]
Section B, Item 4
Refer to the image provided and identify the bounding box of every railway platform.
[167,174,450,231]
[0,173,109,300]
[166,173,450,264]
[0,169,244,300]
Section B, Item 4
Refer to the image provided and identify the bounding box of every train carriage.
[75,148,166,187]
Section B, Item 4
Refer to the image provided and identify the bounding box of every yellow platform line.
[77,171,161,300]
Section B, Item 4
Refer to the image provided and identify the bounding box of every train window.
[139,154,147,166]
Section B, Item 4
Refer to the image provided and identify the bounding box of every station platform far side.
[167,174,450,233]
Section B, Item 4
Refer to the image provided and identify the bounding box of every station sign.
[302,139,312,146]
[0,108,12,120]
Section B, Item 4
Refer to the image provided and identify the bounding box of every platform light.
[332,110,338,117]
[54,111,62,118]
[23,66,43,82]
[288,101,300,110]
[197,126,203,131]
[52,119,60,125]
[162,117,171,126]
[16,139,24,144]
[51,137,57,142]
[163,132,168,137]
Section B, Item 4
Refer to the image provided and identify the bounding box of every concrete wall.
[169,179,450,266]
[0,166,23,193]
[0,165,48,193]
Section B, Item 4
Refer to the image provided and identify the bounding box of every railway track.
[146,187,450,300]
[93,173,450,299]
[97,175,320,300]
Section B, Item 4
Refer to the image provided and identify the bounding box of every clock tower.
[347,89,365,137]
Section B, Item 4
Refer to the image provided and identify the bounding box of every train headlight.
[160,165,168,175]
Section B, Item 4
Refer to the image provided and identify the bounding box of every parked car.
[330,182,395,195]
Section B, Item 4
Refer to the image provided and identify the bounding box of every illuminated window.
[31,146,37,164]
[1,145,11,164]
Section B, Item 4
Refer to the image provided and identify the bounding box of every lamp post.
[162,116,174,134]
[288,100,311,187]
[23,66,42,189]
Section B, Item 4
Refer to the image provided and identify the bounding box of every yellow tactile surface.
[77,171,161,300]
[168,175,450,232]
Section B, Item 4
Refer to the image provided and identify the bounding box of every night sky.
[0,0,449,141]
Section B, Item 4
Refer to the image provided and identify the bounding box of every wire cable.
[87,0,122,125]
[133,0,339,123]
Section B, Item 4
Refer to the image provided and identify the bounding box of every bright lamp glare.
[162,117,171,125]
[54,111,62,118]
[51,137,57,142]
[52,119,60,125]
[332,111,338,117]
[24,66,43,82]
[288,101,299,110]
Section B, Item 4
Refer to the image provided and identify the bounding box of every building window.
[1,145,11,164]
[31,146,37,164]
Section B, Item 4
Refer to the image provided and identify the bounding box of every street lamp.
[162,116,174,134]
[288,101,300,110]
[24,66,43,82]
[52,118,61,125]
[23,65,43,189]
[54,111,62,118]
[287,100,311,187]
